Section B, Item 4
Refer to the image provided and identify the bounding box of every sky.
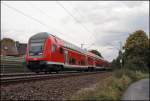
[1,1,149,62]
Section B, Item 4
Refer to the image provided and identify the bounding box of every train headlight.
[39,53,43,55]
[33,58,37,60]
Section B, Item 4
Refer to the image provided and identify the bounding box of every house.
[0,38,27,56]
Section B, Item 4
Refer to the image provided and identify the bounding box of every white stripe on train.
[46,61,105,69]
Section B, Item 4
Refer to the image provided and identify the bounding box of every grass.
[113,69,149,82]
[1,67,30,73]
[69,69,149,100]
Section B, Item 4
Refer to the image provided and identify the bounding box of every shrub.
[69,68,149,100]
[69,75,131,100]
[70,86,97,100]
[123,56,149,72]
[113,68,149,82]
[113,69,134,79]
[135,71,149,80]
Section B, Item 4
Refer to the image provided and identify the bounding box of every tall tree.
[123,30,149,71]
[124,30,149,52]
[89,49,103,58]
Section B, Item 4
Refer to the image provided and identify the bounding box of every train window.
[69,57,76,64]
[54,38,57,43]
[81,60,85,65]
[52,44,57,53]
[29,42,44,56]
[78,61,80,65]
[59,47,64,54]
[69,58,72,64]
[72,58,76,64]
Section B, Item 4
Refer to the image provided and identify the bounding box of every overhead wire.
[2,3,49,30]
[2,2,67,38]
[56,1,97,50]
[2,2,96,48]
[28,2,76,41]
[56,2,120,60]
[70,2,96,35]
[68,2,122,51]
[56,1,96,41]
[69,2,97,48]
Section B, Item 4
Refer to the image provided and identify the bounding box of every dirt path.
[121,79,149,100]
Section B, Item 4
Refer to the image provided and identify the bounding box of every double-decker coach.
[26,32,110,73]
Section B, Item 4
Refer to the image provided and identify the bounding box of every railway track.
[0,71,82,78]
[0,71,107,85]
[0,72,35,77]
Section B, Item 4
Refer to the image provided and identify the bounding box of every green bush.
[70,87,97,100]
[113,68,149,82]
[135,71,149,80]
[69,75,131,100]
[123,56,149,72]
[69,69,149,100]
[113,69,134,79]
[94,76,130,100]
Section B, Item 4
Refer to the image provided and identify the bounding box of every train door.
[51,44,57,62]
[93,58,96,67]
[64,50,68,64]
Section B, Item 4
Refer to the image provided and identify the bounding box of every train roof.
[30,32,105,60]
[87,52,104,60]
[30,32,50,40]
[32,32,88,53]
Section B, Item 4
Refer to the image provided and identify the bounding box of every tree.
[111,50,123,70]
[112,30,149,72]
[123,30,149,71]
[124,30,149,48]
[89,49,103,58]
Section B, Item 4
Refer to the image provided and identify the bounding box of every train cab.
[26,32,64,73]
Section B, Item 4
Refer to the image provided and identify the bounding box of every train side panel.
[63,48,88,71]
[26,32,110,73]
[49,36,64,64]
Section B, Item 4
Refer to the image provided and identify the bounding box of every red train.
[25,32,110,73]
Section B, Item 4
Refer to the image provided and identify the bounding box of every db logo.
[33,58,37,60]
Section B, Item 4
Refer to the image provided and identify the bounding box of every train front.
[25,32,51,73]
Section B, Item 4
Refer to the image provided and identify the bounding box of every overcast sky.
[1,1,149,62]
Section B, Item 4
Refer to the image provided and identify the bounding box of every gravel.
[1,72,111,100]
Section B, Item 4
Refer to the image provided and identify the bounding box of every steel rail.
[0,70,92,78]
[0,71,80,77]
[0,71,107,85]
[0,72,36,77]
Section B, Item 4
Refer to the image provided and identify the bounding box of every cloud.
[1,1,149,62]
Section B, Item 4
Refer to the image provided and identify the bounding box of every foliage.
[69,75,131,100]
[1,38,16,45]
[123,57,149,72]
[124,30,149,50]
[70,29,150,100]
[113,68,149,82]
[123,30,149,71]
[89,49,103,58]
[112,30,149,72]
[111,56,121,70]
[69,69,149,100]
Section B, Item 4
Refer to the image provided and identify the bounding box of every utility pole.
[81,44,84,49]
[119,41,123,69]
[3,46,8,74]
[107,41,123,69]
[81,43,88,49]
[81,43,94,49]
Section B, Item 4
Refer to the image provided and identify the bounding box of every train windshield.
[29,42,44,56]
